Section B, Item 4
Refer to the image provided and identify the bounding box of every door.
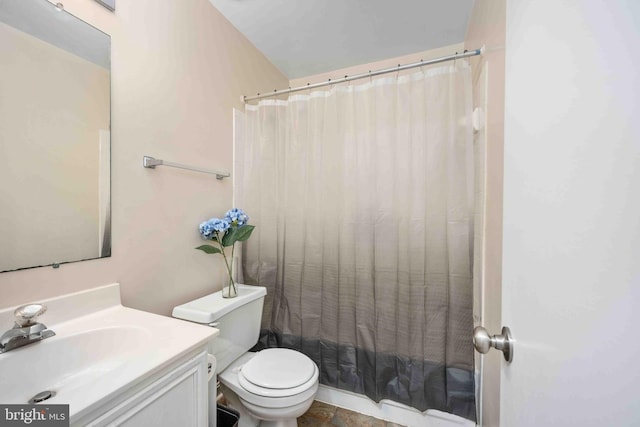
[494,1,640,426]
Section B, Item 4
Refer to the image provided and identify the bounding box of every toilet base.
[220,385,259,427]
[258,420,297,427]
[219,383,313,427]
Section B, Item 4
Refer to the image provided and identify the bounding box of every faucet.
[0,304,56,353]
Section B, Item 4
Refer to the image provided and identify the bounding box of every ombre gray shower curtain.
[235,63,475,420]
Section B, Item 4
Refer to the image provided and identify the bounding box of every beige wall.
[464,1,506,426]
[0,0,288,315]
[0,23,109,272]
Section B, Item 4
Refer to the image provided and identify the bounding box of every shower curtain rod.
[243,47,482,103]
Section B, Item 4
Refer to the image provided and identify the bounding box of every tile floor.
[297,400,406,427]
[218,394,405,426]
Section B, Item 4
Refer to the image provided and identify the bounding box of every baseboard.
[315,385,476,427]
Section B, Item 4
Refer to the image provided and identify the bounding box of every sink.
[1,325,151,405]
[0,284,218,423]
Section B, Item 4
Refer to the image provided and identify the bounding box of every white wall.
[502,1,640,425]
[0,0,288,315]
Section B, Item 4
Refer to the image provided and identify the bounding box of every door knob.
[473,326,514,363]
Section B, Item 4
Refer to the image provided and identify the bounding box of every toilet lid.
[240,348,315,389]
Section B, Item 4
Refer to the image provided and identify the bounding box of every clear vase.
[222,275,237,298]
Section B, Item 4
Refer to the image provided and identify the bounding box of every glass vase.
[222,275,237,298]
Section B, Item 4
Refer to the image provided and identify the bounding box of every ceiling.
[208,0,475,79]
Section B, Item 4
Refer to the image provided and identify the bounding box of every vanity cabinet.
[76,350,209,427]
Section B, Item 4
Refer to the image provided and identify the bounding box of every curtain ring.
[369,70,373,84]
[396,64,401,80]
[461,49,469,69]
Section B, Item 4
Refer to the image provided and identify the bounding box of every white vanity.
[0,284,218,427]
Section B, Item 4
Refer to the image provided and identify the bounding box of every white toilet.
[173,285,319,427]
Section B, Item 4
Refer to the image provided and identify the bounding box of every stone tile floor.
[297,400,406,427]
[218,394,405,426]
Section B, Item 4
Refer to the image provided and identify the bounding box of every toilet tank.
[172,284,267,373]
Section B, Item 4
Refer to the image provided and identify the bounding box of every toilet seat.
[237,349,318,398]
[242,348,315,388]
[219,351,320,411]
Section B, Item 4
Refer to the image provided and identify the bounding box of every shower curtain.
[235,62,475,420]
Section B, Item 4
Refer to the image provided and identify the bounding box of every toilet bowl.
[172,285,319,427]
[219,350,319,427]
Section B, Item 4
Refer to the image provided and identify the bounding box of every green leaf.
[221,228,237,247]
[221,224,255,247]
[235,224,255,242]
[195,244,221,255]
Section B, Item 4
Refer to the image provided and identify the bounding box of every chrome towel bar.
[142,156,230,180]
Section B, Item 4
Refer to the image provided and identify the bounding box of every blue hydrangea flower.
[224,208,249,226]
[199,220,216,239]
[211,218,231,232]
[199,217,230,239]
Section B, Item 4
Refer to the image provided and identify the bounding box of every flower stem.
[219,243,233,277]
[217,232,235,296]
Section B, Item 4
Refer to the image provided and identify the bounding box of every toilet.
[173,285,318,427]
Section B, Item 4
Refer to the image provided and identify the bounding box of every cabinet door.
[86,351,209,427]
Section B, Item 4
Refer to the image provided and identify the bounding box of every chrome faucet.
[0,304,55,353]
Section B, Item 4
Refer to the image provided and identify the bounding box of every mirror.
[0,0,111,272]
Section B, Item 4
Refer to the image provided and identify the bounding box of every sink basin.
[0,284,218,422]
[1,325,151,405]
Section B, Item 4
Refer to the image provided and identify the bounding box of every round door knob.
[473,325,514,363]
[473,326,492,354]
